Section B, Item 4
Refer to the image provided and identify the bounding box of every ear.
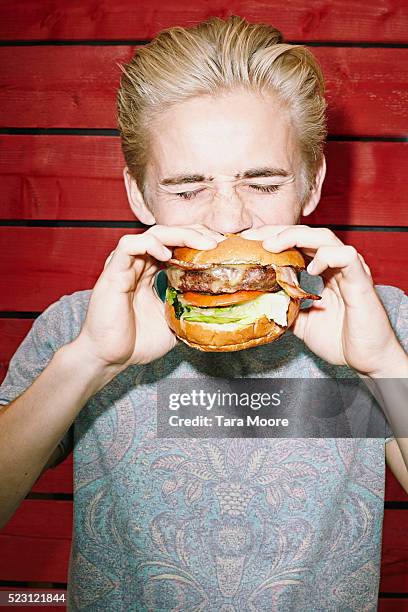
[123,167,156,225]
[301,155,326,217]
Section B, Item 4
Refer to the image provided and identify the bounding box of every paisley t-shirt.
[1,285,406,611]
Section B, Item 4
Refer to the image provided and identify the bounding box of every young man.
[1,16,407,611]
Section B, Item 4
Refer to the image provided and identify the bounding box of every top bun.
[173,233,305,268]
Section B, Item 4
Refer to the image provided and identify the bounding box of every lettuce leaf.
[166,289,290,327]
[166,287,189,319]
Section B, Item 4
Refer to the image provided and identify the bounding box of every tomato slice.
[182,290,265,307]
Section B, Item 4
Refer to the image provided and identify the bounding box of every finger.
[358,253,372,278]
[262,226,343,253]
[179,224,226,243]
[306,245,372,287]
[240,226,289,240]
[290,308,307,341]
[146,225,221,249]
[106,233,173,276]
[103,250,115,270]
[105,226,224,277]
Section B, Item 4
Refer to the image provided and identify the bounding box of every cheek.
[248,193,301,226]
[152,202,205,226]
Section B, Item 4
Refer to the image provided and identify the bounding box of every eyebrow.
[159,167,290,186]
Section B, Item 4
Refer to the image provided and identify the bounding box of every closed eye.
[175,189,204,200]
[248,184,280,193]
[175,184,280,200]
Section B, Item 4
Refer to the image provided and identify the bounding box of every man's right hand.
[71,225,224,372]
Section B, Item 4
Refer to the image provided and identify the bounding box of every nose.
[207,190,253,234]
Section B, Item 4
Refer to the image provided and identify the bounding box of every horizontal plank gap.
[384,501,408,510]
[0,128,118,136]
[326,136,408,143]
[0,581,67,589]
[0,221,405,232]
[0,39,149,46]
[0,40,407,48]
[25,493,73,501]
[379,593,408,599]
[1,129,406,142]
[0,220,148,228]
[290,41,408,48]
[325,225,408,232]
[0,312,40,319]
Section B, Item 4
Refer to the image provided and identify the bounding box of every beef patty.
[166,264,279,294]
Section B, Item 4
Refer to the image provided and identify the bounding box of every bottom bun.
[164,299,300,352]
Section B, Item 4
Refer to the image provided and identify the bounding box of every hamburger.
[164,233,320,352]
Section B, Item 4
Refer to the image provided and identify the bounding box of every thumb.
[290,307,307,341]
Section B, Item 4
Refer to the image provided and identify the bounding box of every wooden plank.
[0,228,406,312]
[0,46,128,129]
[0,535,70,582]
[0,319,33,384]
[314,47,408,137]
[0,0,406,43]
[386,466,408,503]
[1,136,407,226]
[308,141,408,227]
[32,455,73,494]
[0,47,407,136]
[380,509,408,593]
[0,227,143,311]
[0,135,132,221]
[2,500,72,539]
[0,501,72,583]
[378,600,408,612]
[335,231,407,293]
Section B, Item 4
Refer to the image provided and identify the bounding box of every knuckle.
[321,227,334,240]
[344,245,358,259]
[358,253,366,265]
[145,224,164,235]
[144,233,164,251]
[145,233,161,246]
[187,223,206,230]
[103,250,115,269]
[359,254,372,276]
[118,234,131,249]
[314,248,325,261]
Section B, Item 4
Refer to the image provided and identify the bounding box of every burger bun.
[165,298,300,352]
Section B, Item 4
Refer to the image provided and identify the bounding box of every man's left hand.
[241,225,405,377]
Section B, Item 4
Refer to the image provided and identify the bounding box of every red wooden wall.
[0,2,407,609]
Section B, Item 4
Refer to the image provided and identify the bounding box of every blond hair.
[117,15,327,202]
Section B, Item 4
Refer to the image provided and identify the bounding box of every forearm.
[362,347,408,469]
[0,340,121,528]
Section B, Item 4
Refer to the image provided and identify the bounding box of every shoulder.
[0,290,92,404]
[375,285,407,351]
[30,289,92,352]
[375,285,406,325]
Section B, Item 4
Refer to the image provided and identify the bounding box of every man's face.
[142,89,306,233]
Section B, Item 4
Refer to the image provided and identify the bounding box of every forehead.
[147,89,298,179]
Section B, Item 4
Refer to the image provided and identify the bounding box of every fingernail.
[199,237,217,248]
[307,260,316,274]
[263,238,278,250]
